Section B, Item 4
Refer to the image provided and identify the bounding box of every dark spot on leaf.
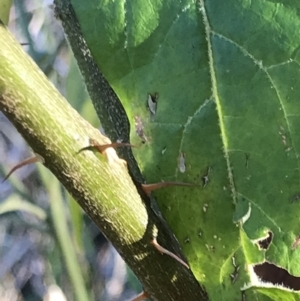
[254,261,300,290]
[178,152,186,173]
[201,166,212,187]
[257,231,273,250]
[147,93,158,118]
[241,291,246,301]
[205,244,215,252]
[230,254,240,284]
[279,128,288,146]
[292,236,300,250]
[184,237,190,243]
[230,270,239,284]
[134,116,148,143]
[245,153,250,169]
[203,203,208,213]
[290,193,300,203]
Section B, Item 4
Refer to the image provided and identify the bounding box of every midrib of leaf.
[198,1,300,299]
[209,30,300,190]
[198,0,237,203]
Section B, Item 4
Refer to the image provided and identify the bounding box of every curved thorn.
[130,291,148,301]
[77,138,136,155]
[151,238,190,269]
[2,155,42,183]
[141,181,197,196]
[76,145,95,154]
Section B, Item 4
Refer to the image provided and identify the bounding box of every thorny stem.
[0,20,208,301]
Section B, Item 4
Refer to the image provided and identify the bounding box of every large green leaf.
[70,0,300,300]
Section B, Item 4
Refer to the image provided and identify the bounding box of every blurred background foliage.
[0,1,141,300]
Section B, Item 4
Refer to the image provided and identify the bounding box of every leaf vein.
[264,71,300,187]
[198,0,237,203]
[153,3,194,60]
[207,28,300,188]
[175,98,212,177]
[237,193,282,233]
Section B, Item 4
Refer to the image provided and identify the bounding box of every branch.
[53,0,141,182]
[0,22,207,301]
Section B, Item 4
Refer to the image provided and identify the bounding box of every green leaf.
[0,0,12,25]
[38,166,90,301]
[71,0,300,300]
[0,193,46,220]
[255,287,300,301]
[68,193,84,252]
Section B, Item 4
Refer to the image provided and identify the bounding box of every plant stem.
[0,22,207,301]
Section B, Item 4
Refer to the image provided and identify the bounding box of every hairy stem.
[0,22,207,301]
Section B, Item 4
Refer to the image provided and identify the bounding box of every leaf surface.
[71,0,300,299]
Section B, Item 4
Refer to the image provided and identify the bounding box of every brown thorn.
[2,155,42,183]
[141,181,197,196]
[130,291,148,301]
[77,138,136,155]
[151,238,190,269]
